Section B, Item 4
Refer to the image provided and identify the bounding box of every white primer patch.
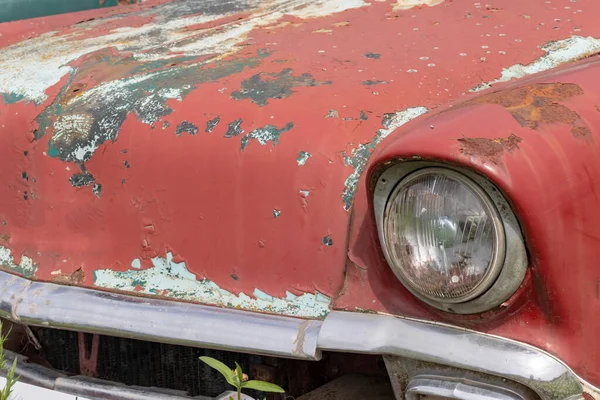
[93,252,331,318]
[0,246,37,276]
[0,0,368,104]
[393,0,445,10]
[471,36,600,92]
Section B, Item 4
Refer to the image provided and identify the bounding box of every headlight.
[382,168,505,303]
[374,163,527,314]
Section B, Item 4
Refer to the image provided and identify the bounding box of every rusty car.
[0,0,599,399]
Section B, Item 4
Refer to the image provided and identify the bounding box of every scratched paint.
[93,252,331,318]
[472,36,600,92]
[297,151,311,166]
[341,107,428,210]
[0,0,368,104]
[231,69,332,106]
[1,0,371,191]
[240,122,294,151]
[3,0,600,386]
[0,246,36,278]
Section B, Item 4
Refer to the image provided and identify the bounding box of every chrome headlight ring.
[373,161,528,314]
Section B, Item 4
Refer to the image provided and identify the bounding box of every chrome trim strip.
[0,272,321,360]
[405,375,526,400]
[318,312,585,400]
[4,351,248,400]
[5,351,210,400]
[0,271,595,400]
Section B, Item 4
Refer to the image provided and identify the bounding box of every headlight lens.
[383,168,505,303]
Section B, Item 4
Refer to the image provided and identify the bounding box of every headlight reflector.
[383,168,505,303]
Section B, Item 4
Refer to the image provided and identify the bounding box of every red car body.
[1,0,600,398]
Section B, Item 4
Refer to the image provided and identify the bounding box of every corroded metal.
[0,269,597,400]
[3,0,600,390]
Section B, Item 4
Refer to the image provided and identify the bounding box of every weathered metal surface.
[342,57,600,391]
[2,0,600,388]
[0,0,136,24]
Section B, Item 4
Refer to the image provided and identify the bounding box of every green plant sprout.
[0,322,19,400]
[199,356,284,400]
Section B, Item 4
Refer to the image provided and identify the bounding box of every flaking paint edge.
[0,246,37,278]
[341,106,428,210]
[93,252,331,319]
[471,36,600,92]
[0,0,369,104]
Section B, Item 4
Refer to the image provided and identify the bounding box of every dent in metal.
[240,122,294,151]
[0,246,36,278]
[471,36,600,92]
[341,106,428,210]
[93,252,331,319]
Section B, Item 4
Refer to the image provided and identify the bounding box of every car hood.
[1,0,600,318]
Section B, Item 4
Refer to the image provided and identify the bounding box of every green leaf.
[199,356,236,387]
[235,362,244,384]
[242,380,285,393]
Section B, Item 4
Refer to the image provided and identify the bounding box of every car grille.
[38,328,265,398]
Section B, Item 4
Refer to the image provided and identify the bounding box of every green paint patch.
[341,107,427,210]
[0,246,37,278]
[231,68,331,106]
[38,49,271,165]
[296,151,311,166]
[93,253,331,319]
[1,92,25,104]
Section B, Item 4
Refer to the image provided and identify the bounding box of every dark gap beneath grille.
[38,327,265,398]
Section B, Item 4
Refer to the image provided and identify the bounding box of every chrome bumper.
[0,271,596,400]
[4,351,253,400]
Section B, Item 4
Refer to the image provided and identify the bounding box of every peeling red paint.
[2,0,600,386]
[343,58,600,386]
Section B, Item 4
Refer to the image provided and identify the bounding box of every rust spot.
[464,83,590,138]
[573,126,591,138]
[458,133,522,164]
[0,233,10,243]
[51,267,85,285]
[292,320,310,357]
